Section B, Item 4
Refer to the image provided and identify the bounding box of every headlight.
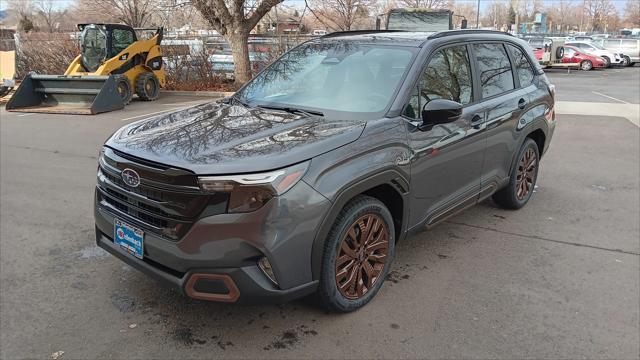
[197,161,309,213]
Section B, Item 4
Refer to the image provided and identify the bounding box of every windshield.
[236,43,416,116]
[590,43,605,50]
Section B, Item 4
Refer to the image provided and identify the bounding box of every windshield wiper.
[257,105,324,118]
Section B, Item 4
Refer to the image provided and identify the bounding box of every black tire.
[0,85,11,97]
[622,56,631,67]
[580,60,593,71]
[135,72,160,101]
[555,46,564,59]
[601,55,611,68]
[114,75,132,105]
[318,195,395,312]
[493,138,540,210]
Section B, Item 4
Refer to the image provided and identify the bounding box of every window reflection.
[473,43,514,98]
[507,44,534,86]
[237,43,414,114]
[404,45,472,119]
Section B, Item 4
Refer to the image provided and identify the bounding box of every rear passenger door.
[472,42,536,196]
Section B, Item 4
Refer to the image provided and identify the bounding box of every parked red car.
[533,45,606,71]
[561,45,606,70]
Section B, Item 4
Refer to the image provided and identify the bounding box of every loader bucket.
[6,74,124,115]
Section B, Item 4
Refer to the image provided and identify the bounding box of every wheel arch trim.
[309,169,410,280]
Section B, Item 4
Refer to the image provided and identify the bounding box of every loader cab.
[78,24,137,72]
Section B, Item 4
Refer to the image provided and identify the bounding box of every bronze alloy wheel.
[335,214,389,300]
[516,147,537,200]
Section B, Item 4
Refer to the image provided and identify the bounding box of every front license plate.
[114,219,144,259]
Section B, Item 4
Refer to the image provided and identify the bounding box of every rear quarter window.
[507,44,534,87]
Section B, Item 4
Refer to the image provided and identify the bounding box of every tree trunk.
[229,32,252,86]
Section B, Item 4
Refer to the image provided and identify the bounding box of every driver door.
[405,44,486,227]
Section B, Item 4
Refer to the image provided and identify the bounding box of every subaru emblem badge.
[121,168,141,188]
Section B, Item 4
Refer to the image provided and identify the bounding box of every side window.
[472,43,514,98]
[403,45,473,119]
[507,44,534,87]
[605,39,620,47]
[112,29,135,56]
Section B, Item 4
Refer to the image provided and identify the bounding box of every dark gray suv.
[95,30,556,312]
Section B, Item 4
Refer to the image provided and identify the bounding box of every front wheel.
[318,195,395,312]
[114,75,132,105]
[580,60,593,71]
[493,138,540,210]
[622,56,631,67]
[601,56,611,68]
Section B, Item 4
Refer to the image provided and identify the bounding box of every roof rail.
[428,29,513,39]
[321,30,406,38]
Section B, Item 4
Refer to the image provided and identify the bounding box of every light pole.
[476,0,481,28]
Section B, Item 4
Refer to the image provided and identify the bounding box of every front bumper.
[96,230,318,303]
[95,179,330,303]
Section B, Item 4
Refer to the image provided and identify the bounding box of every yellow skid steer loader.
[7,24,166,115]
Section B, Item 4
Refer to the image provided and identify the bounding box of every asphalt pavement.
[0,68,638,359]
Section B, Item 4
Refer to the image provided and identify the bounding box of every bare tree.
[399,0,449,8]
[450,1,477,28]
[36,0,67,32]
[583,0,616,32]
[623,0,640,27]
[5,0,36,30]
[78,0,157,27]
[305,0,374,32]
[191,0,284,85]
[483,0,509,30]
[554,0,572,33]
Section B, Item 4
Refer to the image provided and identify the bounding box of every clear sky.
[0,0,629,14]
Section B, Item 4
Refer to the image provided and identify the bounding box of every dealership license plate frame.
[114,219,144,259]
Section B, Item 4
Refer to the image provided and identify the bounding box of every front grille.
[96,147,228,241]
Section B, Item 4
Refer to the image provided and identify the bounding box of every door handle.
[470,114,483,129]
[518,98,527,109]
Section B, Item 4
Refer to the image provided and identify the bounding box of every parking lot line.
[592,91,630,104]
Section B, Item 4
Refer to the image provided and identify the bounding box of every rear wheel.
[493,138,540,210]
[318,195,395,312]
[601,55,611,68]
[622,55,631,67]
[114,75,132,105]
[580,60,593,71]
[135,72,160,101]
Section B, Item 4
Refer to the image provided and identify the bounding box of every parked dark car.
[95,30,556,312]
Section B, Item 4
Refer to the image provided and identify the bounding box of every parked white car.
[565,41,623,67]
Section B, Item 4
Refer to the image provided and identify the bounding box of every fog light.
[258,257,278,286]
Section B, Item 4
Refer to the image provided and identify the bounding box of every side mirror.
[420,99,463,131]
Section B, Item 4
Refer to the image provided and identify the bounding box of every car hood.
[106,101,365,174]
